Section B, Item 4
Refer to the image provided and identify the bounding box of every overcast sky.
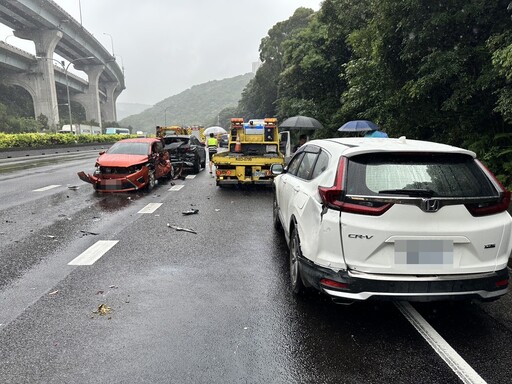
[0,0,322,106]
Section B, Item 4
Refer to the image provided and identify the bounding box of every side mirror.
[270,164,284,175]
[99,151,105,155]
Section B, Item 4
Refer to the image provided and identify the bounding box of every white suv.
[272,137,512,303]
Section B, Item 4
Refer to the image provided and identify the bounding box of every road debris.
[215,209,220,212]
[67,185,80,190]
[80,230,99,236]
[45,235,56,239]
[93,304,112,316]
[48,290,59,296]
[182,208,199,215]
[167,223,197,234]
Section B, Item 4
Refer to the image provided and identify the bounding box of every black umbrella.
[280,115,323,130]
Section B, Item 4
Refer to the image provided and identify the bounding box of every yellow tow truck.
[212,118,287,186]
[156,125,187,137]
[156,125,205,142]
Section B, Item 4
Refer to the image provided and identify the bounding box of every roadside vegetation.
[230,0,512,188]
[0,132,136,149]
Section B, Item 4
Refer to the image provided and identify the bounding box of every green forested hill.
[237,2,512,188]
[120,72,254,131]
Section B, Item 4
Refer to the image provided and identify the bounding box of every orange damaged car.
[77,138,173,192]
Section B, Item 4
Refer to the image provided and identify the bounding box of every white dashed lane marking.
[395,301,486,384]
[169,185,185,191]
[68,240,119,266]
[33,185,61,192]
[186,175,196,179]
[138,203,162,214]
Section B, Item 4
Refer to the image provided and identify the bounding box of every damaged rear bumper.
[298,256,509,302]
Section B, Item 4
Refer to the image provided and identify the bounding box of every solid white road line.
[395,302,487,384]
[169,185,185,191]
[68,240,119,266]
[138,203,162,214]
[33,185,61,192]
[186,175,196,179]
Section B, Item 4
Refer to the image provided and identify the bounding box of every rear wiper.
[378,189,435,197]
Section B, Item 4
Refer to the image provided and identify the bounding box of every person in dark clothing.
[293,134,307,152]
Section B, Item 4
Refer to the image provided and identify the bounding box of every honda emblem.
[422,199,440,212]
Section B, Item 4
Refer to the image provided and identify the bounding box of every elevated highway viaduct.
[0,0,125,129]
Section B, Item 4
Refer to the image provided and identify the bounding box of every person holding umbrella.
[364,130,388,138]
[207,133,219,175]
[338,120,388,137]
[293,134,308,152]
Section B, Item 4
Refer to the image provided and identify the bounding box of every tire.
[192,155,200,174]
[289,226,306,295]
[166,165,175,180]
[273,194,282,231]
[167,164,174,180]
[145,170,156,191]
[200,153,206,169]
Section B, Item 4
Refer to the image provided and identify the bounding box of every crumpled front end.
[77,164,150,192]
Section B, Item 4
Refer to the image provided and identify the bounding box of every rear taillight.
[320,278,349,289]
[318,157,392,216]
[465,191,511,217]
[496,279,509,288]
[466,160,511,217]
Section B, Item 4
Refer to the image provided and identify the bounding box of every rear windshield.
[346,153,498,198]
[164,137,189,144]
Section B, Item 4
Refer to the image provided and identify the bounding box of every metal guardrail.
[0,143,112,160]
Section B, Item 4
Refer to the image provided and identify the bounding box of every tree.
[37,114,49,131]
[341,0,512,144]
[237,8,315,119]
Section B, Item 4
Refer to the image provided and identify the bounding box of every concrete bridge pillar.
[73,64,104,127]
[101,81,118,122]
[13,29,63,129]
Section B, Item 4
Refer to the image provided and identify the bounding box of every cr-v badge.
[348,234,374,239]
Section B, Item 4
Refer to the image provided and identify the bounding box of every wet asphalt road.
[0,154,512,383]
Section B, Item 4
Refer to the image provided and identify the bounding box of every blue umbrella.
[338,120,379,132]
[364,130,388,138]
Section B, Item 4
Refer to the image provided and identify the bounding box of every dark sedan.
[163,134,206,174]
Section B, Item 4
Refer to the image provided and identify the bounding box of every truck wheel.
[289,226,306,295]
[200,155,206,169]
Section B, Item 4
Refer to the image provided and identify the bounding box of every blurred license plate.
[395,240,453,265]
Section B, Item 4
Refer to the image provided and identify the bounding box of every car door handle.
[293,186,300,192]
